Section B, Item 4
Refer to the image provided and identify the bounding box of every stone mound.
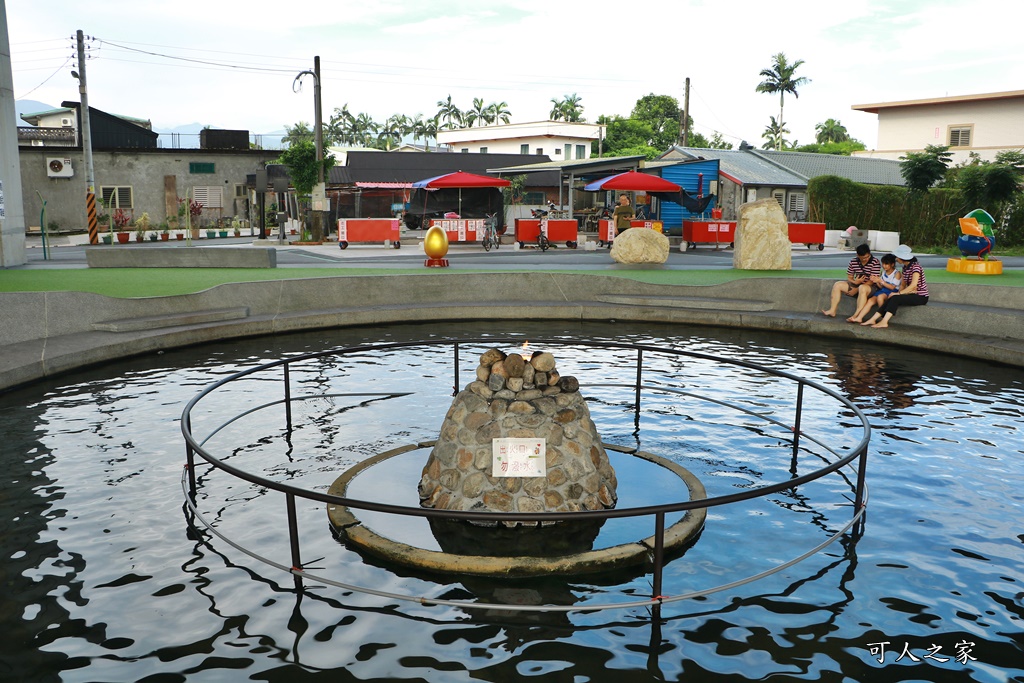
[610,228,670,264]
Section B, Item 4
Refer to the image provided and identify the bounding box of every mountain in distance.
[15,99,59,120]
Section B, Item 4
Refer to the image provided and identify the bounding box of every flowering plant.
[113,208,132,231]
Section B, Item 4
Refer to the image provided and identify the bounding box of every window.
[949,125,972,147]
[234,184,248,198]
[461,148,469,153]
[520,143,529,154]
[479,146,488,154]
[555,148,562,155]
[564,144,572,158]
[788,192,807,219]
[746,188,757,202]
[192,186,224,209]
[772,190,785,207]
[189,162,216,174]
[100,186,133,209]
[522,191,546,205]
[576,144,586,159]
[536,148,543,155]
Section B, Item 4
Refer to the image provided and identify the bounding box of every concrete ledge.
[1,273,1022,393]
[91,307,250,332]
[85,246,277,268]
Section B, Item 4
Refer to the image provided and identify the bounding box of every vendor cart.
[429,218,487,243]
[787,222,826,250]
[680,220,736,251]
[338,218,401,249]
[515,218,578,250]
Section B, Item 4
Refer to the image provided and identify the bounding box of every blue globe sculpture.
[958,234,995,258]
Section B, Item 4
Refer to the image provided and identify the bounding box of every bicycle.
[481,213,500,251]
[528,208,551,251]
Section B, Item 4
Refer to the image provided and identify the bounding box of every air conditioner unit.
[60,117,73,126]
[47,158,74,178]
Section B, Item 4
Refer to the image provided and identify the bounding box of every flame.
[520,341,532,361]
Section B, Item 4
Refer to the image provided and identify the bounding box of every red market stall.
[681,220,736,250]
[585,172,680,247]
[788,222,826,250]
[429,217,488,242]
[337,218,401,249]
[514,218,578,250]
[411,171,510,243]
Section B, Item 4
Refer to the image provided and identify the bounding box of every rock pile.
[418,347,617,524]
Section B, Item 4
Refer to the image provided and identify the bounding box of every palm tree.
[422,116,439,151]
[761,116,791,150]
[436,95,463,130]
[351,113,378,147]
[561,93,584,122]
[550,97,564,121]
[755,53,810,150]
[467,98,490,127]
[378,114,408,150]
[814,118,850,144]
[488,101,511,125]
[326,105,355,146]
[281,121,314,148]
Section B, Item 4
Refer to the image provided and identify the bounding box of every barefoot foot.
[859,320,876,326]
[870,322,889,328]
[846,316,862,323]
[821,310,836,318]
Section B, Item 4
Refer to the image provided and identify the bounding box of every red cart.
[681,220,736,251]
[428,218,489,243]
[515,218,578,250]
[338,218,401,249]
[788,222,826,250]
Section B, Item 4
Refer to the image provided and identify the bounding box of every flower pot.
[233,231,241,238]
[101,235,112,245]
[135,235,145,242]
[116,232,130,244]
[161,233,170,241]
[175,233,184,240]
[218,230,228,238]
[191,229,201,240]
[149,234,158,241]
[206,230,216,239]
[290,229,297,235]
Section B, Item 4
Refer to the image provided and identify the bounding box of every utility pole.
[0,0,27,266]
[74,30,99,244]
[680,77,691,147]
[313,55,325,242]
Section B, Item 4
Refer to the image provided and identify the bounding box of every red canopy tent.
[412,171,511,189]
[583,171,680,193]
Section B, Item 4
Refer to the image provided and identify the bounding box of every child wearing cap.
[860,245,929,328]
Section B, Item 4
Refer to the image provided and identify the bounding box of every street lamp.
[293,57,325,242]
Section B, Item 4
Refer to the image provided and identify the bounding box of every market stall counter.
[515,218,578,250]
[338,218,402,249]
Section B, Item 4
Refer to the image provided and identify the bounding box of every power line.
[94,37,296,74]
[14,55,74,100]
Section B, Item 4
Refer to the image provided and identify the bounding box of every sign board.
[0,180,5,219]
[311,183,328,211]
[492,438,546,478]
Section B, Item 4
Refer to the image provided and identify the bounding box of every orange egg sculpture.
[423,225,450,267]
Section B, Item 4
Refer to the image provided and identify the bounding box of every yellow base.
[946,258,1003,275]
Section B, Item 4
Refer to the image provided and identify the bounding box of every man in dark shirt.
[821,244,880,318]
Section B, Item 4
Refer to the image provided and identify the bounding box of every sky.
[7,0,1024,151]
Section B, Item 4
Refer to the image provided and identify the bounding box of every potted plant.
[205,220,216,239]
[180,197,202,241]
[231,217,242,237]
[159,221,170,241]
[134,212,151,242]
[114,209,132,243]
[218,219,229,239]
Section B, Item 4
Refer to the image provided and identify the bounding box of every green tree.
[900,144,953,192]
[465,97,489,127]
[708,132,733,150]
[815,118,850,144]
[351,113,378,147]
[325,105,355,146]
[282,121,314,148]
[277,140,336,241]
[794,140,867,155]
[550,94,585,122]
[755,52,810,150]
[761,116,791,150]
[436,95,463,129]
[630,94,681,150]
[487,100,511,125]
[594,115,659,159]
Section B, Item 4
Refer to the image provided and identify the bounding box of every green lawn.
[1,266,1021,298]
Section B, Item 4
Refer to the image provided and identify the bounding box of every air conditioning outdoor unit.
[46,157,74,178]
[60,117,73,126]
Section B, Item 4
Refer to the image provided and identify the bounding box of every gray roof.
[662,146,905,187]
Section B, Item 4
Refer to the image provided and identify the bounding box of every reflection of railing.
[181,338,871,613]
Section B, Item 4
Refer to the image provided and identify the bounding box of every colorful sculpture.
[957,208,996,258]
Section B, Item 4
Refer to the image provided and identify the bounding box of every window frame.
[100,186,133,209]
[948,124,973,148]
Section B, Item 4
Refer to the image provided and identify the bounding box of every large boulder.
[610,228,670,264]
[733,198,792,270]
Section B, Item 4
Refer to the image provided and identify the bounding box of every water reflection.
[0,322,1022,681]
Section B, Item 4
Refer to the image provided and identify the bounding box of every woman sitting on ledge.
[861,245,929,329]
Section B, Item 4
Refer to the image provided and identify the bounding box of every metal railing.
[181,338,871,612]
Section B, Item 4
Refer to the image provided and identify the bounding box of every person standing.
[861,245,929,328]
[612,193,634,237]
[821,244,880,318]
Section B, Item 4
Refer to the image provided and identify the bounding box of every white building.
[851,89,1024,163]
[437,121,603,160]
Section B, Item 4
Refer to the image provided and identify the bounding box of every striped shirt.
[847,255,881,281]
[901,260,929,297]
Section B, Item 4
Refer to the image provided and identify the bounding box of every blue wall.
[658,159,720,228]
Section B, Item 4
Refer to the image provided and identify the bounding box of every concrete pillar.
[0,0,27,267]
